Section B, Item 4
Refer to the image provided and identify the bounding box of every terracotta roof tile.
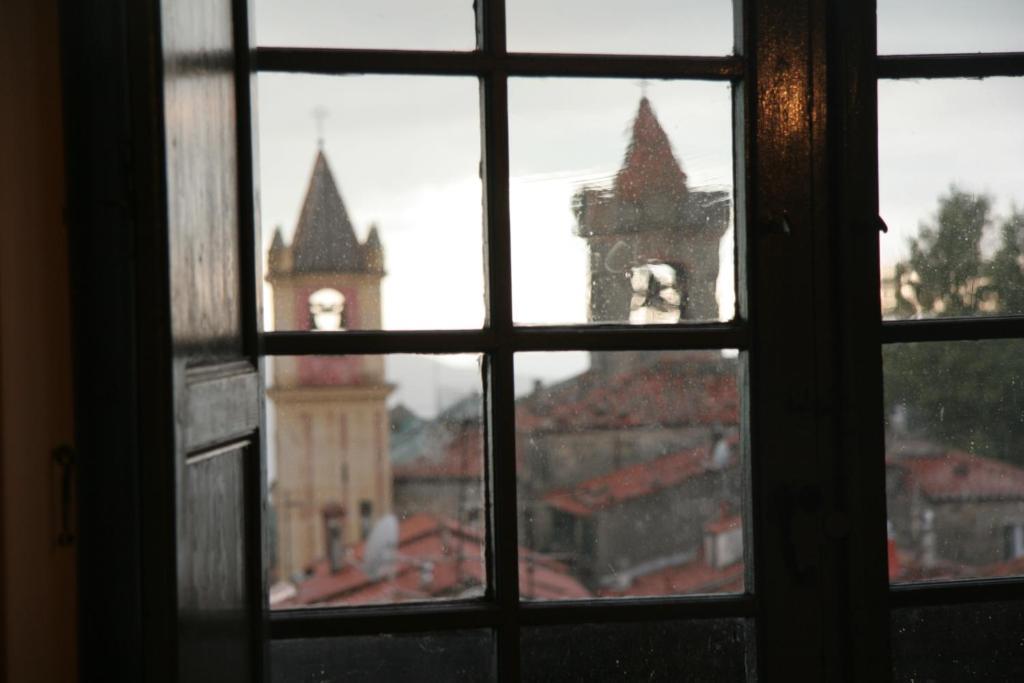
[544,445,730,517]
[599,554,743,598]
[518,356,739,433]
[276,513,589,607]
[888,449,1024,502]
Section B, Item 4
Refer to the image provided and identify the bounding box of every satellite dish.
[362,514,399,580]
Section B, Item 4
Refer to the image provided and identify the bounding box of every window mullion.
[479,1,520,680]
[746,0,834,678]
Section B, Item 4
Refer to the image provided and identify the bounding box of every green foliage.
[886,187,1024,465]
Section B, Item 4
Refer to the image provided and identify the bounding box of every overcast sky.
[253,0,1024,392]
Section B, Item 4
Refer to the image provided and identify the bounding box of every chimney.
[920,508,936,568]
[419,561,435,590]
[703,507,743,569]
[322,503,347,573]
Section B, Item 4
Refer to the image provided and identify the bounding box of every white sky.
[253,0,1024,388]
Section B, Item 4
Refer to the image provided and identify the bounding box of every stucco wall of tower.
[270,386,392,579]
[580,192,731,325]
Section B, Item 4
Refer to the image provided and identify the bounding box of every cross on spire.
[312,105,329,149]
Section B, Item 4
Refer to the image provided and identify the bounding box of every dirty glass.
[514,350,745,600]
[878,78,1024,320]
[254,0,476,51]
[878,0,1024,55]
[884,340,1024,584]
[509,78,735,326]
[521,619,750,682]
[891,602,1024,681]
[266,354,486,609]
[507,0,733,56]
[257,74,484,331]
[271,630,496,682]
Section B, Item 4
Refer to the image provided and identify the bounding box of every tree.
[885,186,1024,467]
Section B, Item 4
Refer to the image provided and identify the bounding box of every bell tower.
[574,96,731,326]
[267,150,392,580]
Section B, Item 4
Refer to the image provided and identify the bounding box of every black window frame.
[233,0,1024,680]
[876,25,1024,615]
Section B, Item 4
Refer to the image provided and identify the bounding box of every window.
[233,1,1024,681]
[876,1,1024,678]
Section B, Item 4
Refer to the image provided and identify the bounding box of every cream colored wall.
[272,388,392,578]
[0,0,78,680]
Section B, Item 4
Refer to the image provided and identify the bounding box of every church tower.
[267,150,392,580]
[574,97,731,326]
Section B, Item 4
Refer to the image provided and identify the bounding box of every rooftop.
[543,444,734,517]
[887,447,1024,502]
[273,513,589,607]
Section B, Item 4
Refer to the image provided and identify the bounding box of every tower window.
[308,287,345,330]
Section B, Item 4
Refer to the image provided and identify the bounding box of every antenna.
[362,513,399,580]
[311,105,329,150]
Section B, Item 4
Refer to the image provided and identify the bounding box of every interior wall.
[0,0,78,680]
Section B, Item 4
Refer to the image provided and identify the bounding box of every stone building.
[267,149,392,580]
[541,444,741,590]
[886,440,1024,577]
[574,96,731,327]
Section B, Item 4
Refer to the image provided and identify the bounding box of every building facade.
[267,150,392,580]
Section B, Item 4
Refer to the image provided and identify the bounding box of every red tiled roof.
[276,514,589,607]
[614,97,688,204]
[599,555,743,598]
[544,446,727,517]
[888,449,1024,502]
[518,356,738,433]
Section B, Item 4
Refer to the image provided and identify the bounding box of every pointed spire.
[614,97,688,204]
[270,226,285,251]
[267,225,290,274]
[362,223,385,274]
[290,151,367,274]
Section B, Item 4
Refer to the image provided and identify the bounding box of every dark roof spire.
[290,151,367,274]
[614,97,688,203]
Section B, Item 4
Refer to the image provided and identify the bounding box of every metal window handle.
[53,444,76,546]
[876,215,889,233]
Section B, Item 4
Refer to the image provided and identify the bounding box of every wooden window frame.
[238,0,1024,680]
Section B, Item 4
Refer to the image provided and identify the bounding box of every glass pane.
[878,0,1024,55]
[507,0,733,56]
[258,74,484,331]
[879,78,1024,320]
[892,602,1024,681]
[515,350,745,599]
[271,630,495,682]
[509,79,735,326]
[521,619,750,682]
[254,0,476,51]
[267,354,487,608]
[884,341,1024,583]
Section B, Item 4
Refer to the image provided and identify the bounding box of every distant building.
[267,150,392,581]
[542,445,740,590]
[395,97,743,596]
[886,440,1024,578]
[574,97,730,328]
